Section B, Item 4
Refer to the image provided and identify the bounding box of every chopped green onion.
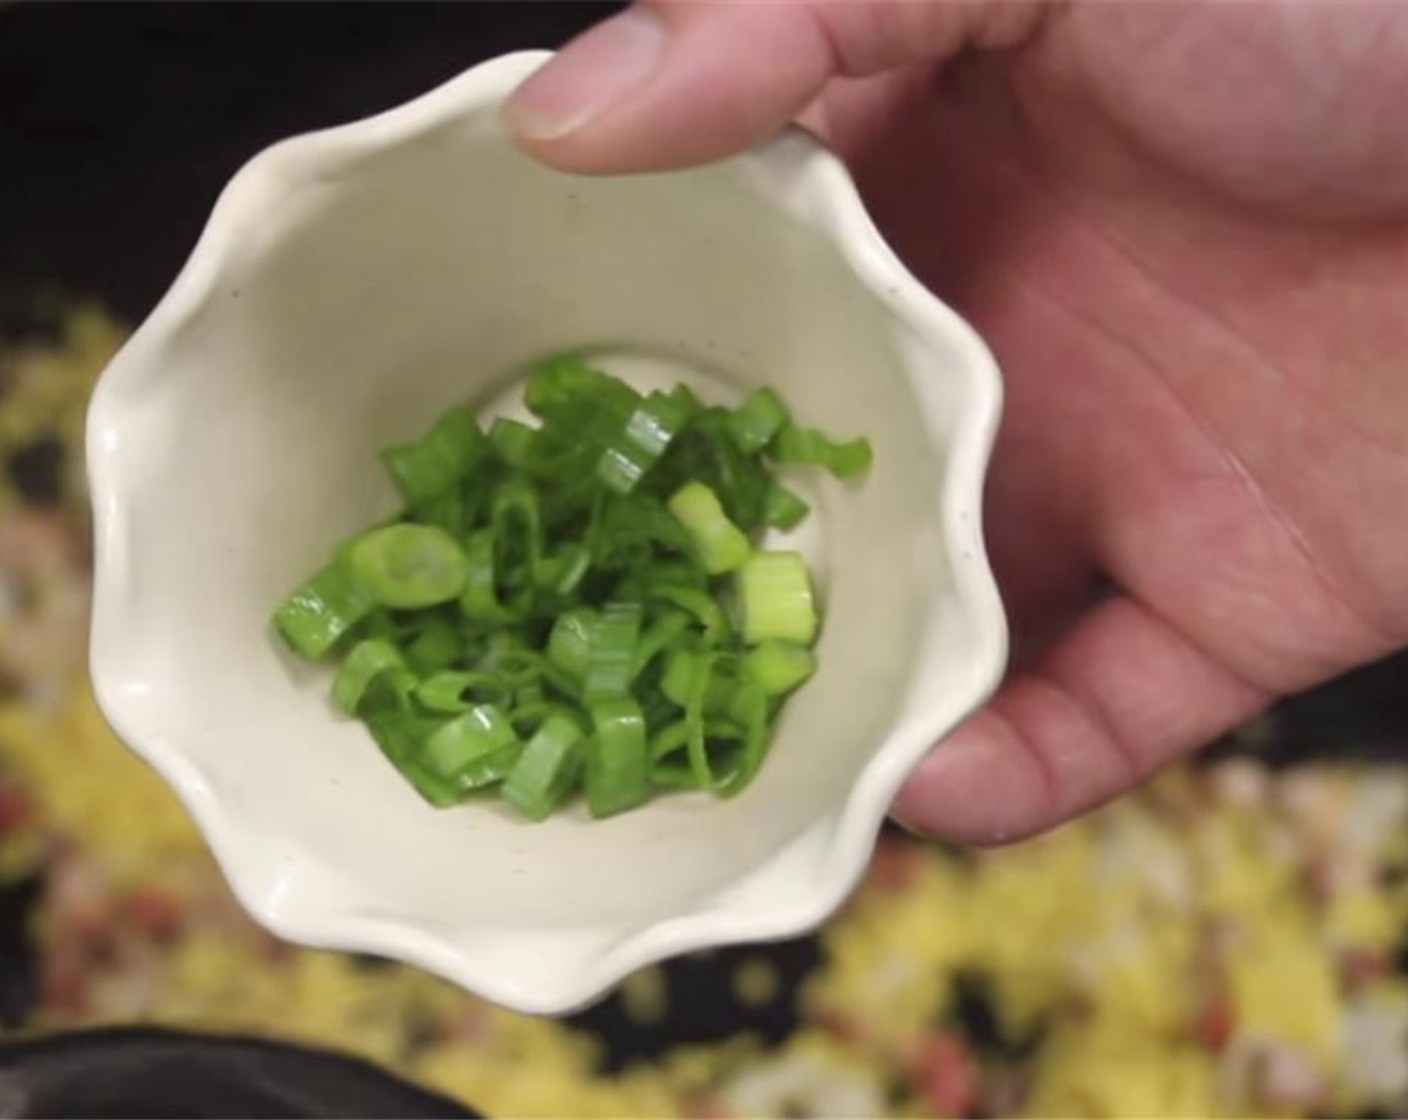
[488,417,536,468]
[364,708,458,807]
[743,640,817,695]
[661,648,698,709]
[503,710,585,821]
[348,524,469,609]
[728,387,790,455]
[764,482,810,531]
[827,438,873,480]
[714,681,769,797]
[683,650,717,789]
[450,744,523,792]
[273,358,867,818]
[525,356,638,421]
[417,491,467,535]
[332,639,408,715]
[667,482,751,575]
[379,406,488,508]
[582,601,642,701]
[585,698,650,818]
[632,609,692,679]
[770,425,873,480]
[669,408,772,531]
[737,551,818,646]
[403,614,463,675]
[546,607,596,686]
[596,390,692,495]
[489,476,542,593]
[423,704,518,781]
[458,529,511,623]
[274,563,376,659]
[415,670,512,713]
[538,542,591,598]
[649,720,691,763]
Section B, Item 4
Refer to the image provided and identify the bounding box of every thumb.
[505,0,1046,173]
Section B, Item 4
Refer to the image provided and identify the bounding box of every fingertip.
[891,713,1051,846]
[503,6,668,165]
[505,1,834,174]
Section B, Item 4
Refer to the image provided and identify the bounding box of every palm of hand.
[818,2,1408,838]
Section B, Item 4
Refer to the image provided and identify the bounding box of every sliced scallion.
[728,387,790,455]
[585,697,650,818]
[379,406,488,508]
[272,356,867,818]
[667,481,751,575]
[274,563,376,659]
[737,551,817,646]
[348,524,469,610]
[423,704,518,781]
[503,710,585,821]
[332,638,409,715]
[770,424,873,480]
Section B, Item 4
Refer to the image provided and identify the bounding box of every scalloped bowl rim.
[86,50,1008,1014]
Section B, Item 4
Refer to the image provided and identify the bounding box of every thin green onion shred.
[271,356,869,819]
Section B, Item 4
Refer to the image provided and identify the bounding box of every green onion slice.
[272,357,867,818]
[503,710,585,821]
[728,387,790,455]
[582,601,642,701]
[770,424,873,480]
[348,524,469,610]
[379,406,488,508]
[423,704,518,781]
[667,481,751,575]
[737,551,817,646]
[585,697,650,818]
[332,638,409,715]
[274,563,376,659]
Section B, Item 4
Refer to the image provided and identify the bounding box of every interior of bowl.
[89,66,997,995]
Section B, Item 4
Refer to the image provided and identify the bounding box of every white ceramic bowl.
[86,51,1007,1014]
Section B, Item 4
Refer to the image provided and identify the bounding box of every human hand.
[506,1,1408,843]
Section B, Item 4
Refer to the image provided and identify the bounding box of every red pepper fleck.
[124,886,182,942]
[0,781,32,833]
[684,1094,728,1119]
[445,1006,493,1043]
[1340,948,1390,991]
[1195,998,1234,1050]
[912,1032,978,1118]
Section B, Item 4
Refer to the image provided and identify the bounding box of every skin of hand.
[505,1,1408,844]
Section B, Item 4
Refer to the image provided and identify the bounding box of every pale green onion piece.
[347,524,469,610]
[736,551,818,646]
[743,640,817,695]
[667,481,751,575]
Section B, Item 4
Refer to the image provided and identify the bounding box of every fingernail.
[506,7,667,141]
[889,811,927,839]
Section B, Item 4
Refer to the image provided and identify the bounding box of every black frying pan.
[0,1027,475,1119]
